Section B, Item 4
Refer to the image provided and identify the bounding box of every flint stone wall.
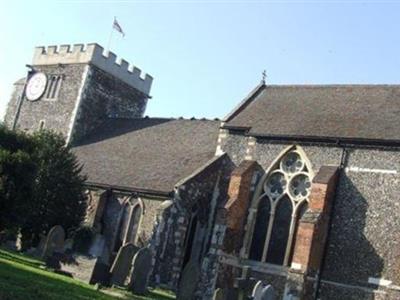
[70,65,148,144]
[219,130,400,299]
[5,64,86,137]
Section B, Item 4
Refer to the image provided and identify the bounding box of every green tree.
[0,125,36,231]
[24,130,87,241]
[0,125,87,245]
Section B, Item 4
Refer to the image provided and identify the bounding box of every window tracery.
[247,146,314,266]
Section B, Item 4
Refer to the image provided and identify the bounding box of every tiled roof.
[224,85,400,144]
[73,118,220,194]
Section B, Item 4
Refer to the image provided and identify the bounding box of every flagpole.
[106,17,115,53]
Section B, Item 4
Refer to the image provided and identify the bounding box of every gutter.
[84,181,173,199]
[219,129,400,148]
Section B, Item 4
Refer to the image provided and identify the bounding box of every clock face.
[26,72,47,101]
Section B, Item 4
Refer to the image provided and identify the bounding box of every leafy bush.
[0,124,87,245]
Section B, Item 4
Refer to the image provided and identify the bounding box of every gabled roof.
[72,118,220,195]
[224,85,400,145]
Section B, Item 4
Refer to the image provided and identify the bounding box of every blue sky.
[1,1,400,120]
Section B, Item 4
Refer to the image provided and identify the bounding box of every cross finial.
[262,70,267,84]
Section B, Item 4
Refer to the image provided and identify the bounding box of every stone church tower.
[4,43,153,144]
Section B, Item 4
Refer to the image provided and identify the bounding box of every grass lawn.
[0,248,175,300]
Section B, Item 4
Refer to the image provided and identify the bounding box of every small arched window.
[246,146,314,266]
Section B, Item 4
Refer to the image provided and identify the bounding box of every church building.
[4,43,400,300]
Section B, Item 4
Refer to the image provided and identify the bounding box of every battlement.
[32,43,153,95]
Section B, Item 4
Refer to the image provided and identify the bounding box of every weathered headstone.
[110,243,139,286]
[177,260,200,300]
[252,281,275,300]
[42,225,65,258]
[260,285,275,300]
[15,231,23,251]
[128,247,152,295]
[252,281,264,299]
[213,287,224,300]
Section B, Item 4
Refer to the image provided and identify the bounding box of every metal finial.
[262,70,267,84]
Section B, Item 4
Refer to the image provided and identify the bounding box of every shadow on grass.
[0,249,44,269]
[0,255,113,300]
[0,248,176,300]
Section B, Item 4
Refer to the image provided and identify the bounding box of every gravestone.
[177,260,200,300]
[128,247,152,295]
[15,232,23,251]
[110,243,139,286]
[213,288,224,300]
[42,225,65,258]
[252,281,265,299]
[259,285,275,300]
[252,281,275,300]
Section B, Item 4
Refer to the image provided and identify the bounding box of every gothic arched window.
[113,198,143,252]
[245,146,314,266]
[249,196,270,261]
[124,200,143,245]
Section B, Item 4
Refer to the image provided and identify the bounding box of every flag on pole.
[113,17,125,37]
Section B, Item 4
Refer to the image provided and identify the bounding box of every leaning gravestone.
[42,225,65,258]
[177,260,200,300]
[110,243,139,286]
[252,281,275,300]
[213,287,224,300]
[128,247,152,295]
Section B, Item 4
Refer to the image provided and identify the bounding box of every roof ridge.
[225,83,400,145]
[105,116,220,122]
[105,116,173,121]
[223,82,266,122]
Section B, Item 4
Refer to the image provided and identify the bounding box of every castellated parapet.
[33,43,153,96]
